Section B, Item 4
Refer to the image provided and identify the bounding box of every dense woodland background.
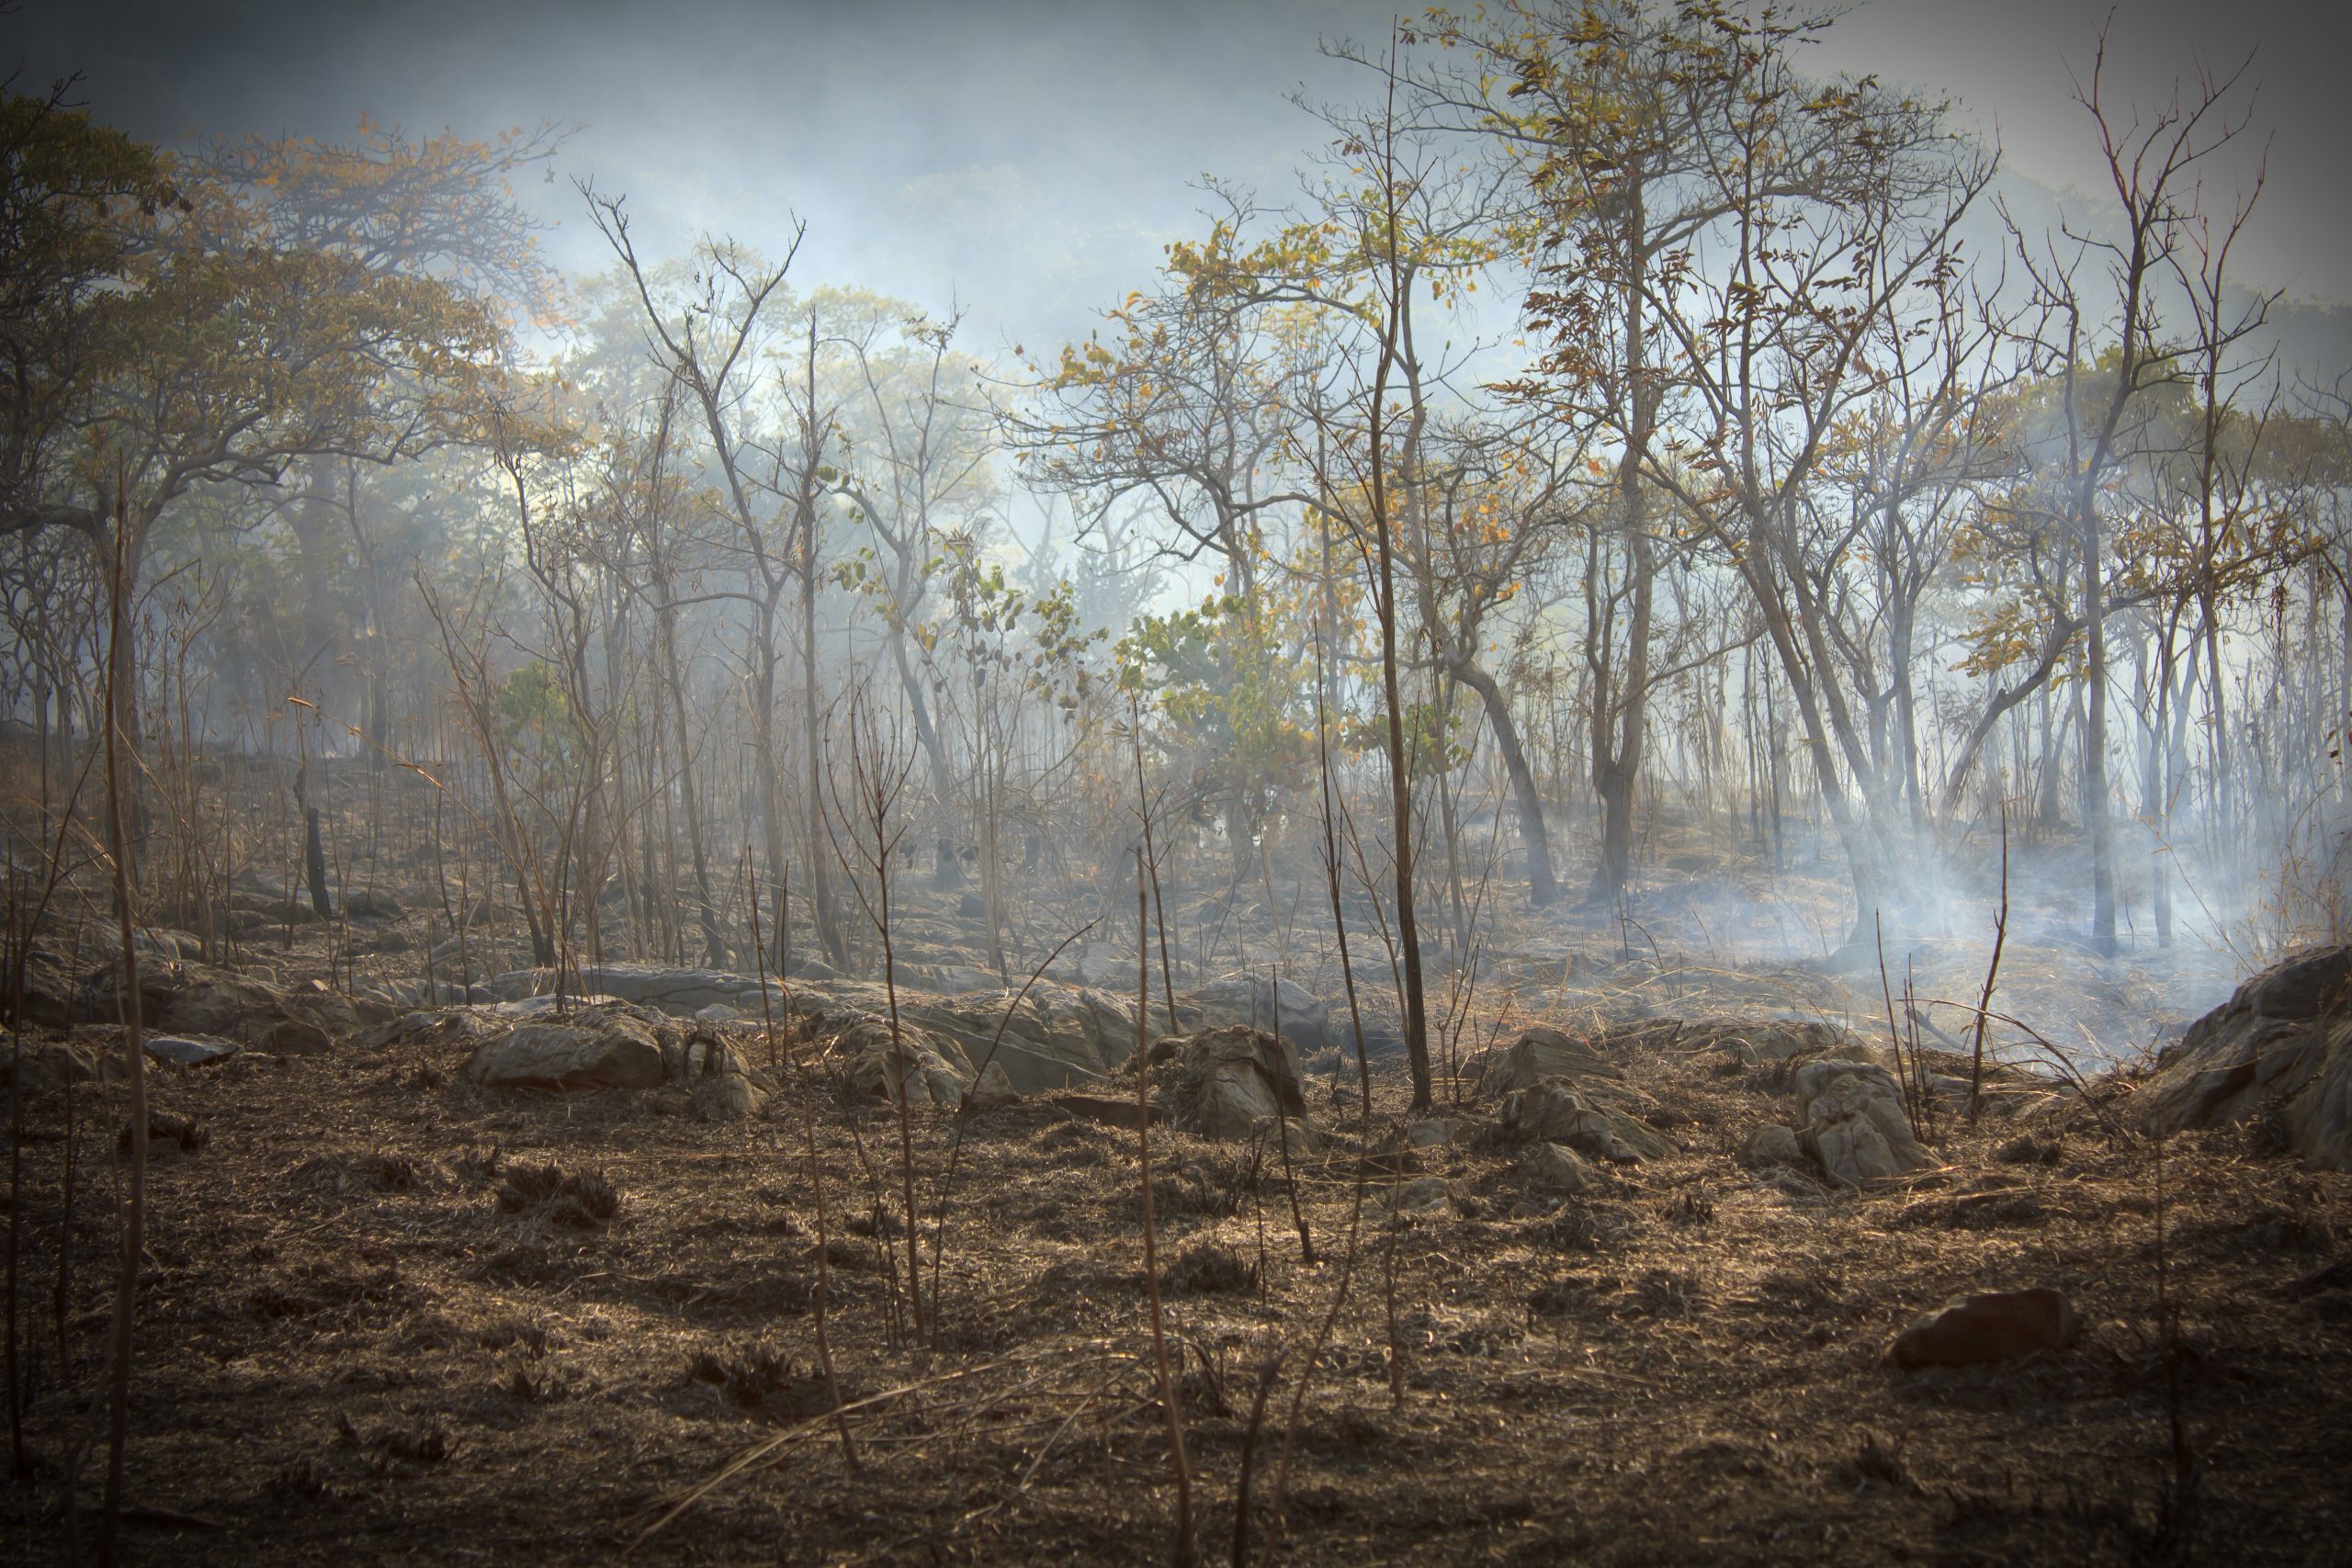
[5,4,2350,1022]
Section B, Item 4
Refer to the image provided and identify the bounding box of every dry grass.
[0,986,2346,1567]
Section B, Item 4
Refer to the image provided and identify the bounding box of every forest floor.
[3,811,2347,1566]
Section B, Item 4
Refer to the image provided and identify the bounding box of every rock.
[963,1061,1019,1111]
[1464,1025,1624,1094]
[1793,1060,1929,1185]
[1523,1142,1597,1193]
[465,1015,666,1091]
[344,888,403,920]
[1160,1026,1313,1144]
[1178,973,1333,1053]
[910,963,1001,995]
[2140,944,2352,1170]
[143,1033,241,1066]
[1391,1176,1454,1213]
[262,1018,334,1055]
[356,1010,485,1052]
[6,1040,109,1090]
[1738,1123,1806,1170]
[1406,1118,1471,1149]
[1889,1288,2079,1368]
[692,1070,768,1121]
[6,945,83,1029]
[899,982,1143,1094]
[844,1021,974,1109]
[1497,1081,1675,1164]
[695,1003,742,1023]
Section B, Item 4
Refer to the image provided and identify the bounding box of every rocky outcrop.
[2140,945,2352,1170]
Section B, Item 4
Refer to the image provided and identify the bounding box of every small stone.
[1739,1124,1804,1169]
[695,1003,742,1023]
[1889,1287,2079,1368]
[1523,1142,1596,1194]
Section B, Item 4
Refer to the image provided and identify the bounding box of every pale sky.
[8,0,2346,357]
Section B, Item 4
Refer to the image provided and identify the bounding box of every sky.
[7,0,2348,360]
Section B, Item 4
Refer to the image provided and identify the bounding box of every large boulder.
[1794,1059,1928,1185]
[465,1014,666,1090]
[1159,1026,1312,1144]
[2140,946,2352,1170]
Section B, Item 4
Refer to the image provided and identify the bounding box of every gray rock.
[1793,1060,1928,1185]
[144,1032,241,1066]
[1161,1026,1313,1145]
[1391,1176,1454,1213]
[465,1016,666,1090]
[964,1061,1019,1110]
[692,1070,767,1121]
[1738,1123,1805,1170]
[1523,1141,1596,1193]
[1497,1081,1675,1164]
[2140,945,2352,1169]
[1464,1025,1623,1094]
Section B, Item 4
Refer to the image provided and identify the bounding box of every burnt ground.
[2,974,2347,1567]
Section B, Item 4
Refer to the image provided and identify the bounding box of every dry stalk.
[96,491,147,1568]
[1970,801,2011,1123]
[1135,846,1196,1567]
